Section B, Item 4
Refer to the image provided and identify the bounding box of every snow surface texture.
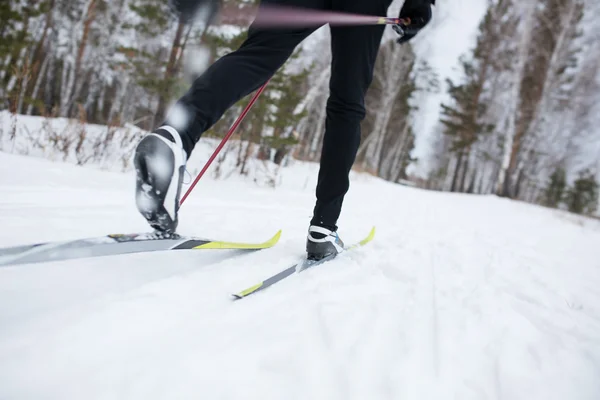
[1,151,600,400]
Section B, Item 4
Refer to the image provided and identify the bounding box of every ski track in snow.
[1,152,600,400]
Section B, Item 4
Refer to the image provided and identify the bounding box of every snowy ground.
[1,151,600,400]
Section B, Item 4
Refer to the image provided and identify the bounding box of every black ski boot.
[134,126,187,234]
[306,226,344,261]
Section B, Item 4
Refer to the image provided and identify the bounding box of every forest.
[1,0,598,215]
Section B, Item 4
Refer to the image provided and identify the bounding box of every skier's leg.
[135,0,323,233]
[164,0,322,157]
[309,0,392,232]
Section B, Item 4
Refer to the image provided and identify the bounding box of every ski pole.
[218,4,410,28]
[179,80,270,206]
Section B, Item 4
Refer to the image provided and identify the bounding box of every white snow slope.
[1,151,600,400]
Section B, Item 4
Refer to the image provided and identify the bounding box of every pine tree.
[439,54,494,192]
[233,50,311,173]
[0,1,50,111]
[438,0,518,194]
[542,167,566,208]
[262,64,311,165]
[565,169,598,215]
[122,0,189,129]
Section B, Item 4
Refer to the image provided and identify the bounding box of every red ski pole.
[179,81,270,206]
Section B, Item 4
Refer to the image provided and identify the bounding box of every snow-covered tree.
[435,0,516,193]
[500,0,585,199]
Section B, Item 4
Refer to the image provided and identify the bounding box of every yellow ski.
[0,230,282,267]
[189,230,281,250]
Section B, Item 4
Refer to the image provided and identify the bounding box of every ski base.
[232,227,375,300]
[0,230,281,267]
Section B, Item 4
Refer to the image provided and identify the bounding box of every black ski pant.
[168,0,392,230]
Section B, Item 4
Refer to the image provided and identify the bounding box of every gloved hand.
[168,0,220,24]
[395,0,435,44]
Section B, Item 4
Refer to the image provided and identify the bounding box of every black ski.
[232,227,375,299]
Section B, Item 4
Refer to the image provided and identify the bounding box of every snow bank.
[0,111,373,191]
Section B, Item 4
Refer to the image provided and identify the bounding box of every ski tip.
[359,226,376,246]
[232,282,263,300]
[345,226,376,251]
[192,229,282,250]
[268,230,283,247]
[252,229,282,249]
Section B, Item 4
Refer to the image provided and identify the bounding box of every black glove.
[168,0,220,24]
[395,0,435,44]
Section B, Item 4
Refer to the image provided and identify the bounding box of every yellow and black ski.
[232,227,375,300]
[0,230,281,267]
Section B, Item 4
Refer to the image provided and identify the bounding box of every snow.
[1,150,600,399]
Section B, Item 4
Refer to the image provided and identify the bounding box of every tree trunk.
[501,2,579,198]
[514,168,524,199]
[450,152,464,192]
[60,0,97,117]
[44,50,57,114]
[386,123,410,182]
[467,171,477,194]
[26,54,49,115]
[459,149,471,192]
[76,0,96,83]
[108,76,130,125]
[26,0,54,103]
[476,165,486,194]
[362,45,406,174]
[16,57,31,114]
[155,17,186,126]
[495,2,536,197]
